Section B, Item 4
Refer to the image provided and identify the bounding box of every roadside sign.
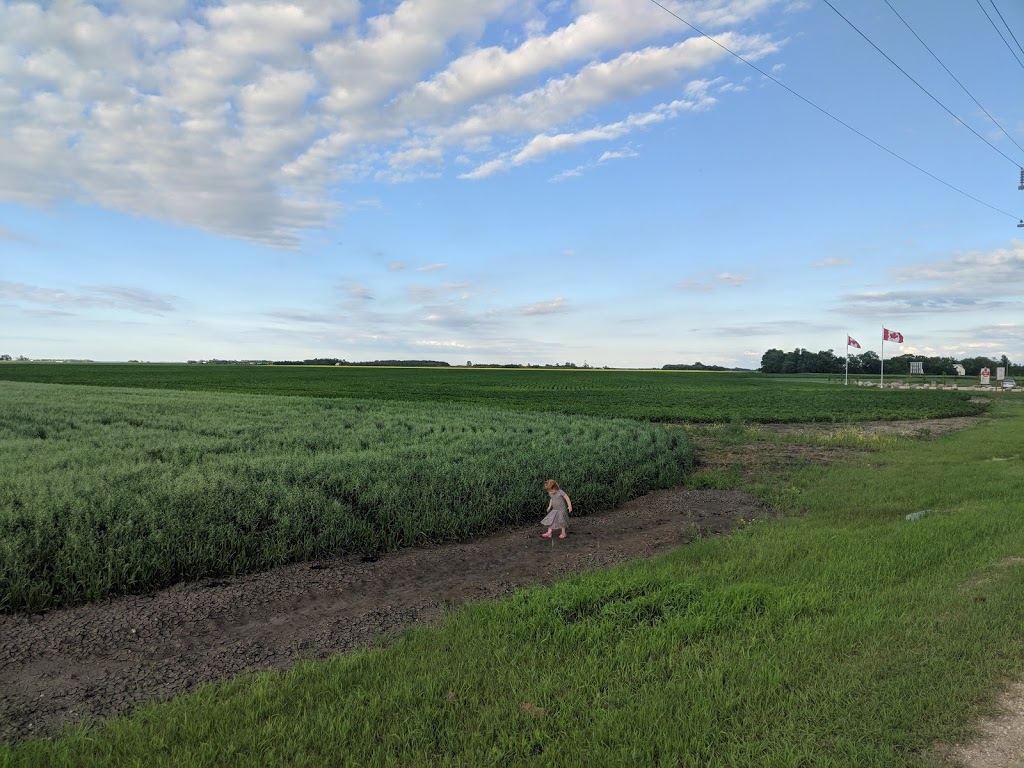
[980,367,990,385]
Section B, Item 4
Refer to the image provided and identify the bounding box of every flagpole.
[845,336,849,386]
[880,327,885,387]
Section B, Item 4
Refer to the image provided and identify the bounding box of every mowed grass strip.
[2,403,1021,766]
[0,381,693,613]
[0,363,987,422]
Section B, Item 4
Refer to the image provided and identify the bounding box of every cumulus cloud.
[1,0,788,246]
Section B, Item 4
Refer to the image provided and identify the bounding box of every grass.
[2,399,1021,766]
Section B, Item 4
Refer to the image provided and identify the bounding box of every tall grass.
[0,382,693,612]
[2,400,1020,765]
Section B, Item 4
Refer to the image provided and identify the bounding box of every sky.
[1,0,1023,369]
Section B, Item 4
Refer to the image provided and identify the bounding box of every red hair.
[544,479,559,491]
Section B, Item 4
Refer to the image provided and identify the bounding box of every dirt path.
[0,487,763,743]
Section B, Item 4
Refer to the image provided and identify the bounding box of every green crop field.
[0,381,693,613]
[0,363,987,422]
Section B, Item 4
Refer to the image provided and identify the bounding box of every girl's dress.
[541,489,569,529]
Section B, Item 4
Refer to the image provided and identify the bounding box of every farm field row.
[0,381,693,613]
[0,363,988,422]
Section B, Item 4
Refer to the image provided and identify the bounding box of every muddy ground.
[0,417,987,747]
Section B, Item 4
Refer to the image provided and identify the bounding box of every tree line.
[759,348,1015,376]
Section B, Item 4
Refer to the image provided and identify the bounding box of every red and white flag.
[883,328,904,343]
[847,336,861,349]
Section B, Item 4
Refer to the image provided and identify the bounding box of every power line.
[822,0,1021,167]
[882,0,1024,158]
[988,0,1024,60]
[644,0,1021,222]
[976,0,1024,71]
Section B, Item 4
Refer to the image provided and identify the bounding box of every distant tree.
[758,346,1014,376]
[856,350,880,374]
[663,362,736,371]
[0,354,11,361]
[885,354,911,375]
[960,356,999,376]
[759,349,786,373]
[781,348,804,374]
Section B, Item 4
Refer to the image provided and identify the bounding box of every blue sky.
[2,0,1022,368]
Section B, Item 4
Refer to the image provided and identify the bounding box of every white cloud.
[814,257,848,267]
[412,339,469,348]
[0,0,787,246]
[840,242,1024,316]
[462,94,714,179]
[890,241,1024,287]
[517,296,569,315]
[550,165,586,181]
[597,147,638,162]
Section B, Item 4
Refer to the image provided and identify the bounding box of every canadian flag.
[847,336,861,349]
[883,328,904,343]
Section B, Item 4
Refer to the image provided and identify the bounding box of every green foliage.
[0,382,694,612]
[0,363,986,423]
[760,347,1018,377]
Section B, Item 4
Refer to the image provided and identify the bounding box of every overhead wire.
[975,0,1024,71]
[987,0,1024,60]
[882,0,1024,158]
[643,0,1021,222]
[822,0,1021,167]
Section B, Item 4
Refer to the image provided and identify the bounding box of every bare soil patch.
[937,682,1024,768]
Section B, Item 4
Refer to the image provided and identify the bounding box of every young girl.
[541,479,572,539]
